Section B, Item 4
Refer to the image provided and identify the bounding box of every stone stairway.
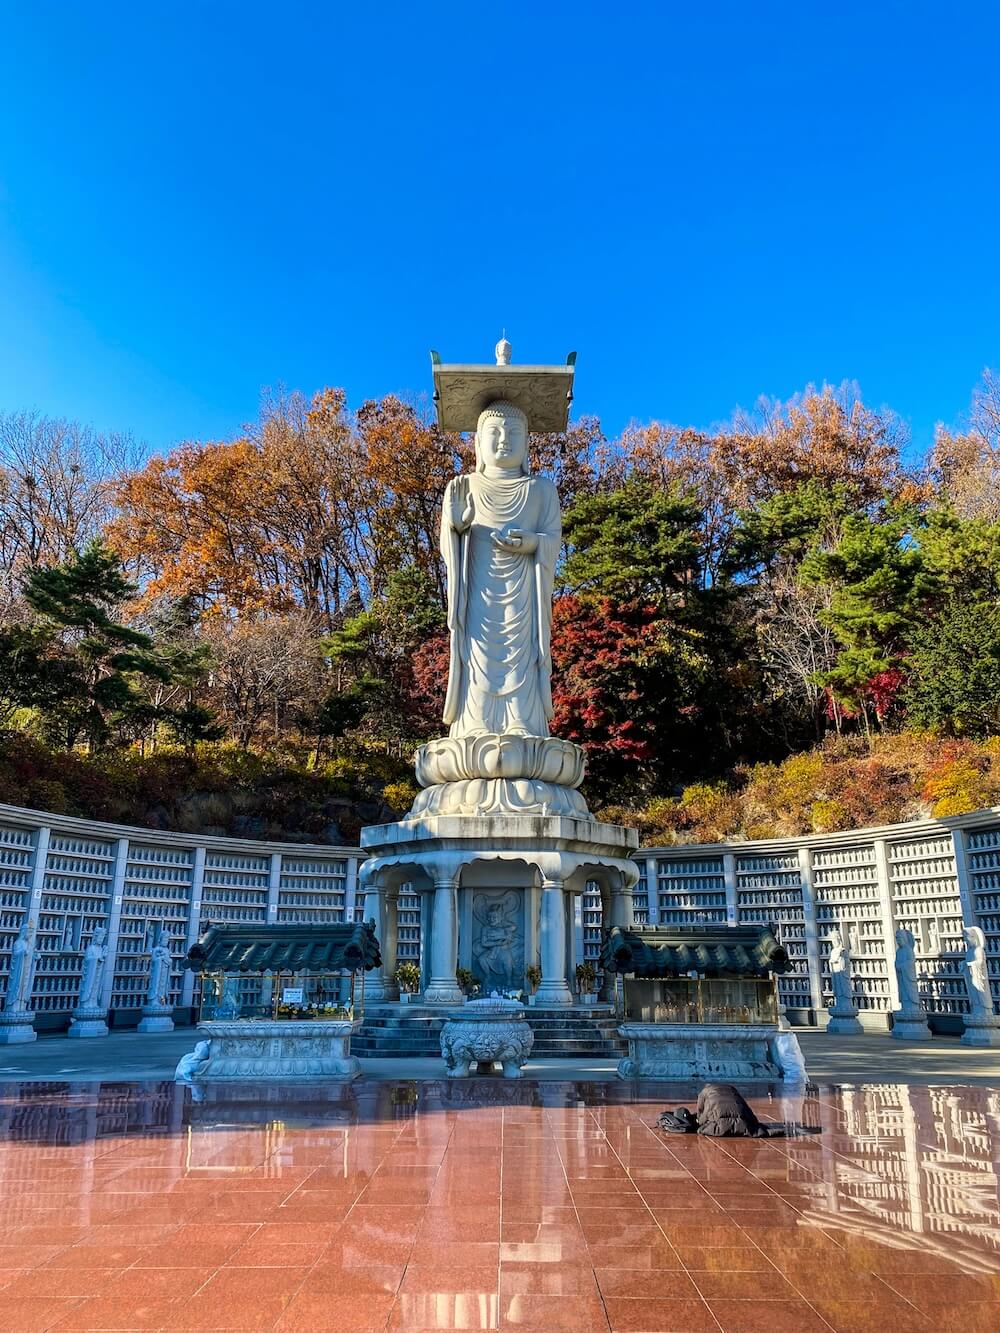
[354,1003,626,1059]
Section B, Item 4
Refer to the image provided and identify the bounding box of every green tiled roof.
[185,922,381,974]
[600,923,791,978]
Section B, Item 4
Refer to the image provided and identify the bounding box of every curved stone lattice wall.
[0,802,998,1028]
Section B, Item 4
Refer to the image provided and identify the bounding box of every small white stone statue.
[826,926,863,1034]
[894,928,922,1012]
[891,926,931,1040]
[146,924,173,1008]
[78,926,108,1009]
[6,918,37,1012]
[960,927,1000,1046]
[963,927,994,1020]
[829,928,853,1010]
[175,1039,210,1082]
[440,400,560,738]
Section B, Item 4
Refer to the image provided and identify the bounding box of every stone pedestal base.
[138,1008,175,1034]
[424,984,465,1005]
[617,1023,784,1082]
[891,1009,931,1041]
[68,1008,109,1038]
[961,1019,1000,1047]
[361,811,638,1013]
[441,1000,533,1079]
[826,1013,864,1035]
[193,1020,361,1079]
[0,1010,37,1043]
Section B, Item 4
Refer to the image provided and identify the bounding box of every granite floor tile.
[602,1296,718,1331]
[707,1298,832,1331]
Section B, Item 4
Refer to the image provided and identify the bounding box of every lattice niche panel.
[812,843,891,1013]
[887,835,965,1016]
[966,823,1000,1013]
[33,833,115,1014]
[735,852,810,1014]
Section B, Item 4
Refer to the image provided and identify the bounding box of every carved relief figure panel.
[472,890,524,991]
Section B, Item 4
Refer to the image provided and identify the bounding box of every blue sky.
[1,2,998,459]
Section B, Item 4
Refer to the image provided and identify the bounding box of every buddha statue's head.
[475,400,528,475]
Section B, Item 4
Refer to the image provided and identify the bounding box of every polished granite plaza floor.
[0,1077,998,1332]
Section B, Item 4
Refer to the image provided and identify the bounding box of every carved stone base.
[961,1018,1000,1047]
[138,1008,175,1034]
[0,1010,37,1043]
[410,778,590,818]
[424,982,465,1005]
[891,1009,931,1041]
[415,735,585,788]
[68,1007,109,1038]
[617,1023,783,1081]
[440,1000,534,1078]
[825,1014,864,1035]
[193,1020,361,1078]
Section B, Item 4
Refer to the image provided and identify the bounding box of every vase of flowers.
[395,961,421,1003]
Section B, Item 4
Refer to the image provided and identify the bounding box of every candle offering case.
[601,923,804,1083]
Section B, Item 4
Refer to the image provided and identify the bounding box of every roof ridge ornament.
[495,334,512,365]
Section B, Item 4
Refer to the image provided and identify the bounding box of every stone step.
[355,1002,627,1059]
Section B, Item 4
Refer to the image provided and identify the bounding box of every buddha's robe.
[441,471,560,738]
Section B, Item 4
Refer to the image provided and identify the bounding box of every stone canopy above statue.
[431,342,576,433]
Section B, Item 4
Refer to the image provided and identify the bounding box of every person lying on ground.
[657,1082,821,1138]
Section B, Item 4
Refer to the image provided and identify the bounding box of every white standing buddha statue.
[360,337,639,1010]
[441,399,560,740]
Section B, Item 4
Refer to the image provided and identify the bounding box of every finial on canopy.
[495,333,512,366]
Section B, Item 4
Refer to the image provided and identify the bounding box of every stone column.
[180,846,206,1011]
[798,846,826,1024]
[609,872,634,930]
[599,881,614,1001]
[536,879,573,1006]
[382,893,399,1000]
[361,873,390,1001]
[424,880,463,1005]
[723,852,738,925]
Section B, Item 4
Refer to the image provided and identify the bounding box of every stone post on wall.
[797,846,825,1026]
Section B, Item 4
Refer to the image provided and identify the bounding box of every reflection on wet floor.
[0,1078,998,1331]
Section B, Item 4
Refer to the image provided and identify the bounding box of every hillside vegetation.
[1,370,999,843]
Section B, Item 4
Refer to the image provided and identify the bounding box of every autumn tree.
[929,368,1000,521]
[110,390,365,622]
[0,411,137,614]
[200,613,328,748]
[353,396,466,604]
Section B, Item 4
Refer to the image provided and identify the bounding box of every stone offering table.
[440,997,534,1078]
[192,1019,362,1080]
[618,1022,785,1082]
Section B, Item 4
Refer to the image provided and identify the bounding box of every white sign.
[281,987,304,1004]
